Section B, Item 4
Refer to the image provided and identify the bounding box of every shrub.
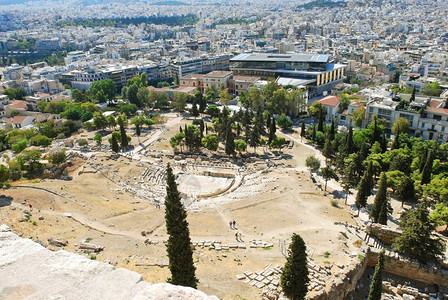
[77,139,88,146]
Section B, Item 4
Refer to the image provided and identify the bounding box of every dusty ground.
[0,116,360,300]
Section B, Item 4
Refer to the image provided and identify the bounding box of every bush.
[77,139,88,146]
[49,151,66,164]
[330,199,339,208]
[192,119,202,125]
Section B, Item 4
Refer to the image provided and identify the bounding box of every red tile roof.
[318,95,340,107]
[8,100,27,110]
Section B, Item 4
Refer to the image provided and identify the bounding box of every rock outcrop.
[0,226,217,300]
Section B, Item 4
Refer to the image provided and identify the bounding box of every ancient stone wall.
[366,223,401,245]
[308,245,448,300]
[367,248,448,287]
[308,247,370,300]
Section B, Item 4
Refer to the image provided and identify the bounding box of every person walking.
[233,220,236,228]
[229,221,233,229]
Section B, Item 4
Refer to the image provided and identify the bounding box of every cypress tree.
[301,120,306,138]
[380,132,388,153]
[370,172,387,223]
[419,147,427,173]
[179,126,183,133]
[197,92,206,113]
[378,196,390,225]
[111,134,119,153]
[164,164,198,288]
[266,115,271,130]
[392,135,400,149]
[317,109,324,132]
[269,117,276,144]
[281,233,309,300]
[322,135,333,161]
[225,127,235,156]
[410,87,416,102]
[119,123,128,149]
[356,161,373,217]
[368,249,385,300]
[347,126,354,154]
[311,124,316,141]
[396,176,415,207]
[199,119,204,138]
[329,119,335,140]
[420,149,433,185]
[191,99,199,117]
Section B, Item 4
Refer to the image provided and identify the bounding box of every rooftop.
[318,95,340,107]
[203,71,233,78]
[230,53,330,63]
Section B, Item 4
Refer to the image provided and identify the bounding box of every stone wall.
[366,223,401,245]
[307,245,448,300]
[367,248,448,287]
[308,247,370,300]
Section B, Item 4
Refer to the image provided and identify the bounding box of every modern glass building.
[230,53,346,96]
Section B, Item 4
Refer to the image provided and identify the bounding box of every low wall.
[307,245,448,300]
[367,248,448,287]
[308,247,370,300]
[366,223,401,245]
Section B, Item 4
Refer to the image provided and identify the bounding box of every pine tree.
[368,249,385,300]
[281,233,309,300]
[421,149,433,185]
[393,203,446,263]
[301,120,306,138]
[370,172,387,223]
[164,164,198,288]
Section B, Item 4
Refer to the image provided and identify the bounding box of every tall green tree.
[164,164,198,288]
[301,120,305,138]
[421,149,434,185]
[117,114,128,149]
[322,135,333,161]
[269,117,276,144]
[356,161,373,216]
[370,172,388,224]
[346,126,354,154]
[368,249,385,300]
[111,132,119,152]
[281,233,309,300]
[392,203,446,263]
[396,176,415,207]
[225,127,235,156]
[321,165,339,191]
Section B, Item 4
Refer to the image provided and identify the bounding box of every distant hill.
[0,0,34,5]
[298,0,347,9]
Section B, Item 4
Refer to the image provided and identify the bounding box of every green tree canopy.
[164,163,198,288]
[392,203,446,263]
[280,233,309,300]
